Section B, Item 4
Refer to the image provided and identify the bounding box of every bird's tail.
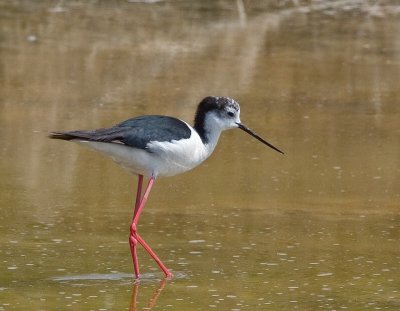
[48,131,80,140]
[48,128,127,142]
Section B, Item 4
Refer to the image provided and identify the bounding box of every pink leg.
[129,175,144,278]
[129,175,172,279]
[136,233,172,278]
[134,174,143,217]
[129,235,141,279]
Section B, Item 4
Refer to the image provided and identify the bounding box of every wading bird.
[49,96,283,279]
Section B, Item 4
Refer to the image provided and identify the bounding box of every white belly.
[75,128,211,177]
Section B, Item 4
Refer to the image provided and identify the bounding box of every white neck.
[202,112,226,156]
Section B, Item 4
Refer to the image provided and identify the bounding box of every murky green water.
[1,0,399,310]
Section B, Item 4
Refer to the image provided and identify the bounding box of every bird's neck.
[194,113,223,155]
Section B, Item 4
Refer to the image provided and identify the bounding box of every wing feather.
[49,115,192,151]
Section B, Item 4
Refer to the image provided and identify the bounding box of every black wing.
[49,115,192,150]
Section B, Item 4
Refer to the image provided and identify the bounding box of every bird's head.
[195,96,241,131]
[194,96,284,154]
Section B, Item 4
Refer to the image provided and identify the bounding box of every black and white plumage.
[50,96,283,177]
[49,96,283,279]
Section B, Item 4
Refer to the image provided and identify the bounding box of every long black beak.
[237,123,284,155]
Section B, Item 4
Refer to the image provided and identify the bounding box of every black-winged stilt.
[49,96,283,279]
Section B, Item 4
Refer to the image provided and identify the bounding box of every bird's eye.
[227,111,234,117]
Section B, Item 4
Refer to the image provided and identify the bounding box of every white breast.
[74,125,212,178]
[146,126,210,176]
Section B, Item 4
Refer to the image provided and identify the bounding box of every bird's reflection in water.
[129,279,167,311]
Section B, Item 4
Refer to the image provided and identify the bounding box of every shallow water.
[1,0,399,310]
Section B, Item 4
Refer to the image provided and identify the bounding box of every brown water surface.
[0,0,399,310]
